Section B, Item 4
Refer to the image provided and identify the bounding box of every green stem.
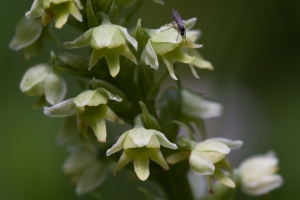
[151,163,194,200]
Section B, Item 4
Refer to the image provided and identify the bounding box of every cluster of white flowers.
[11,0,284,199]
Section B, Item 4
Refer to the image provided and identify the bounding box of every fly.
[172,9,186,43]
[161,9,187,44]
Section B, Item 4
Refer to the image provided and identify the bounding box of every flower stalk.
[11,0,283,199]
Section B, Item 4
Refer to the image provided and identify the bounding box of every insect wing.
[172,9,184,25]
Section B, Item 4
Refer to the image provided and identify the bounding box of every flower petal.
[64,28,94,49]
[44,98,76,117]
[20,64,48,95]
[144,40,159,69]
[239,151,279,181]
[150,148,169,170]
[161,56,178,80]
[45,71,67,105]
[211,138,244,150]
[97,88,122,102]
[69,2,83,22]
[242,175,283,196]
[63,145,97,173]
[184,18,197,30]
[214,167,236,188]
[127,127,153,147]
[195,140,230,155]
[188,49,214,70]
[181,89,223,119]
[90,118,106,143]
[133,156,150,181]
[153,130,177,149]
[89,49,104,69]
[117,25,138,50]
[166,151,190,164]
[119,45,138,65]
[189,151,215,175]
[91,25,118,48]
[106,132,129,156]
[74,90,107,108]
[105,106,124,124]
[25,0,44,19]
[55,10,69,29]
[76,162,107,195]
[114,151,132,174]
[9,18,42,51]
[105,52,120,77]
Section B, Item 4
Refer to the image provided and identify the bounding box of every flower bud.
[237,151,283,195]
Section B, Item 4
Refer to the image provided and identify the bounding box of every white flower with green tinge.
[20,63,67,105]
[181,89,222,119]
[106,122,177,181]
[44,88,123,142]
[236,151,283,196]
[167,138,243,188]
[142,18,213,80]
[63,143,109,195]
[25,0,83,29]
[64,17,138,77]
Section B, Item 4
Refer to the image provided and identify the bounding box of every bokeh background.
[1,0,299,199]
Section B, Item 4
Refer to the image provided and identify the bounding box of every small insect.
[162,9,187,44]
[172,9,186,42]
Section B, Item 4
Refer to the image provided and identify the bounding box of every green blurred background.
[1,0,299,199]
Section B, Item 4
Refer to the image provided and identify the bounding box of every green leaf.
[86,0,99,28]
[139,101,161,130]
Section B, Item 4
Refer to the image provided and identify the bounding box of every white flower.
[167,137,243,188]
[64,17,138,77]
[142,18,213,80]
[63,143,109,195]
[43,88,123,142]
[20,64,67,105]
[25,0,83,29]
[106,125,177,181]
[237,151,283,196]
[181,89,222,119]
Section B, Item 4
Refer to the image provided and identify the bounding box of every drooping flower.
[9,17,47,60]
[106,116,177,181]
[181,89,222,119]
[167,137,243,188]
[179,89,222,138]
[64,15,138,77]
[236,151,283,196]
[141,18,213,80]
[25,0,83,29]
[44,88,123,142]
[63,142,110,195]
[20,63,67,105]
